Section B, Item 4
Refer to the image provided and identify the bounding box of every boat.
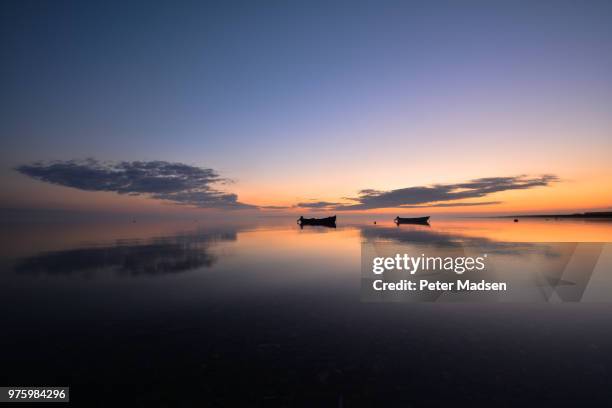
[394,216,430,225]
[297,215,336,227]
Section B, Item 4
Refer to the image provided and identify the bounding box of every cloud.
[295,201,342,209]
[399,201,502,208]
[332,175,559,210]
[16,159,256,209]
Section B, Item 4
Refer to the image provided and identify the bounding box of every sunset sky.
[2,1,611,215]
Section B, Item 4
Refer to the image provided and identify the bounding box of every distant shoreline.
[500,211,612,219]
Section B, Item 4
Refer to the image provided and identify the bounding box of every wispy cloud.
[399,201,502,208]
[259,205,292,210]
[16,159,255,209]
[295,201,342,209]
[328,175,559,210]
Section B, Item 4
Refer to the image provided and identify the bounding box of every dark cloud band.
[300,175,558,211]
[295,201,342,209]
[16,159,255,209]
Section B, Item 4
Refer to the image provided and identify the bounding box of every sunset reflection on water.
[1,216,612,404]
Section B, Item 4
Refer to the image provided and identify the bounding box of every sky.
[1,0,611,215]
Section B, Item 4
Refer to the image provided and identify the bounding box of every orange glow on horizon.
[2,164,611,215]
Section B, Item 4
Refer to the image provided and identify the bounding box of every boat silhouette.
[394,216,430,225]
[297,215,336,228]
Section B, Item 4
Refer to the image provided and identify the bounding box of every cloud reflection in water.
[15,230,236,277]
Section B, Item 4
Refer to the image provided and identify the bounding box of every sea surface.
[1,216,612,406]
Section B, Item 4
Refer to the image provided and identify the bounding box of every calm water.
[1,216,612,406]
